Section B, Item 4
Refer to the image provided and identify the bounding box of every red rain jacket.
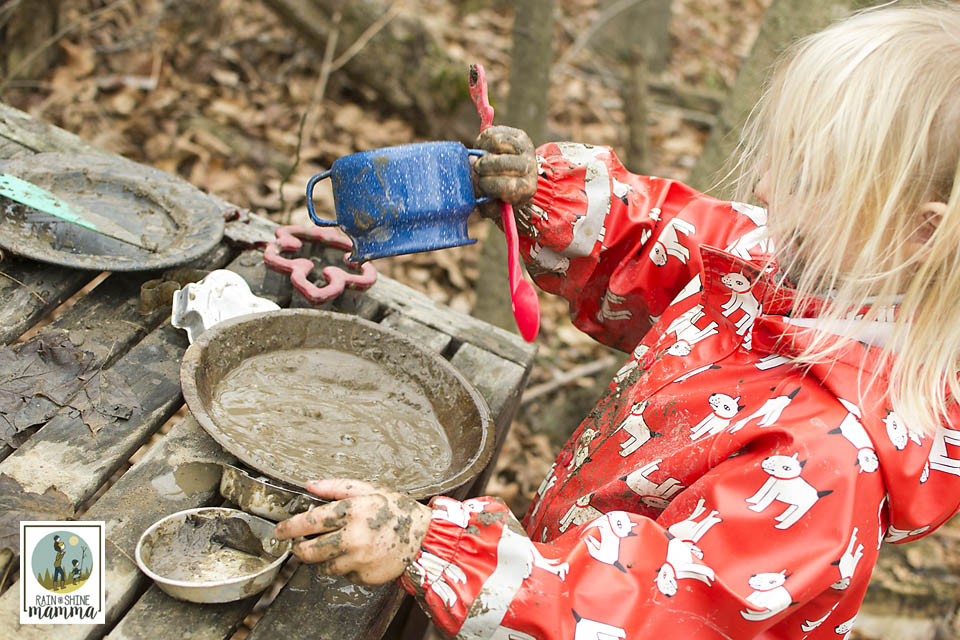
[399,142,960,639]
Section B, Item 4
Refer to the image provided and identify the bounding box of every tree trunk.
[1,0,61,82]
[472,0,555,333]
[260,0,476,139]
[687,0,888,195]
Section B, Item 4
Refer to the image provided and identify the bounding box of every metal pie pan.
[180,309,494,500]
[0,152,224,271]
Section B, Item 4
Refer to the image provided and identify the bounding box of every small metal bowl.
[135,507,291,603]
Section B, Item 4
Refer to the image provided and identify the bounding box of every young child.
[275,4,960,638]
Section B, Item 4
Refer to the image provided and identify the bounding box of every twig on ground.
[521,355,618,405]
[0,270,46,303]
[328,2,400,73]
[558,0,646,65]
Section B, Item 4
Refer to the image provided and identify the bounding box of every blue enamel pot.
[306,142,488,263]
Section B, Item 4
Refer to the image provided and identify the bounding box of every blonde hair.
[733,2,960,435]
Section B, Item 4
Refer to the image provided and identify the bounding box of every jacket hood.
[704,246,960,542]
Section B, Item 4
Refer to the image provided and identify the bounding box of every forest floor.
[4,0,770,517]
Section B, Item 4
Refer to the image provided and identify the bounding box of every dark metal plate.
[0,152,224,271]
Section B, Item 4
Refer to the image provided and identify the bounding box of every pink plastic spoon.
[469,64,540,342]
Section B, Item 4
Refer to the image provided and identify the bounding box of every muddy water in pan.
[209,348,453,488]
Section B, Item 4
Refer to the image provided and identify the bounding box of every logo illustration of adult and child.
[30,531,92,593]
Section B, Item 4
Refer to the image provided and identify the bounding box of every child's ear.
[910,201,946,254]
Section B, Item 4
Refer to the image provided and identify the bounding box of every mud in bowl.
[179,309,495,500]
[135,507,291,604]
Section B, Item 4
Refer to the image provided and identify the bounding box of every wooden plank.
[104,584,255,640]
[0,261,94,345]
[0,246,233,462]
[0,102,103,155]
[0,414,235,640]
[380,314,453,354]
[0,250,259,506]
[353,276,537,368]
[0,320,191,503]
[0,136,33,161]
[246,568,406,640]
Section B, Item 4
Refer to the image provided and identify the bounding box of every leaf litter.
[0,331,139,448]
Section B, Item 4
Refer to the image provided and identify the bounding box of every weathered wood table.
[0,101,535,640]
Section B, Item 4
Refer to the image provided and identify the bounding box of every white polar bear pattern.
[572,612,626,640]
[689,393,745,441]
[622,459,685,509]
[664,304,719,357]
[583,511,638,572]
[615,401,654,456]
[729,388,800,433]
[740,571,793,621]
[720,272,761,349]
[830,527,864,590]
[597,289,632,322]
[828,399,879,473]
[745,453,832,529]
[928,425,960,477]
[559,494,603,533]
[883,410,924,450]
[649,217,696,266]
[407,551,467,608]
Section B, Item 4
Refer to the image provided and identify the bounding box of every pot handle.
[306,171,339,227]
[466,149,493,206]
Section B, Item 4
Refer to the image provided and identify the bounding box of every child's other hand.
[273,479,432,585]
[472,125,537,219]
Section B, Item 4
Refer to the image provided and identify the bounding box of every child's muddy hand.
[472,125,537,219]
[273,478,432,585]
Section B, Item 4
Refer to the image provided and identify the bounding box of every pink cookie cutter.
[263,225,377,304]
